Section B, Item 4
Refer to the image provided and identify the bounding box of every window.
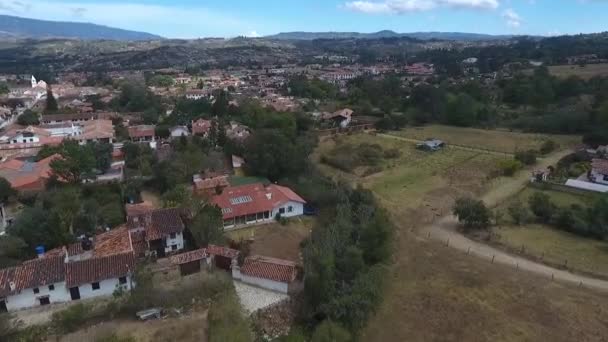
[91,282,100,291]
[288,206,293,213]
[279,208,286,214]
[172,245,178,251]
[33,287,39,294]
[119,277,127,285]
[48,285,55,291]
[170,233,177,239]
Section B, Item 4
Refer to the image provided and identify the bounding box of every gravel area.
[233,281,289,315]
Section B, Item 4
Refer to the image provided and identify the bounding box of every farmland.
[547,63,608,79]
[315,131,608,342]
[389,125,581,154]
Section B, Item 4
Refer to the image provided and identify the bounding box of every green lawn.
[391,125,580,154]
[495,224,608,277]
[500,186,599,209]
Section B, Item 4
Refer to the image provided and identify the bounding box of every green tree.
[17,109,40,126]
[508,201,530,225]
[50,141,96,183]
[453,197,491,229]
[0,177,15,203]
[46,89,58,113]
[0,82,9,95]
[0,235,27,268]
[8,207,72,252]
[515,150,537,165]
[189,205,225,247]
[311,320,352,342]
[445,93,478,127]
[243,130,304,182]
[162,184,195,210]
[528,192,556,223]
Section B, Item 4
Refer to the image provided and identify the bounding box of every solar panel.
[229,195,252,205]
[222,208,232,214]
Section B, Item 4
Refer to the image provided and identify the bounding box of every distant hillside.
[0,15,162,41]
[266,30,516,41]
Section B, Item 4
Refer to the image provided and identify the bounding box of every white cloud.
[245,31,261,38]
[344,0,500,14]
[502,8,522,28]
[0,0,253,38]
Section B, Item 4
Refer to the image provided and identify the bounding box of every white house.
[126,206,186,257]
[232,255,298,294]
[0,250,135,312]
[211,183,306,229]
[590,159,608,185]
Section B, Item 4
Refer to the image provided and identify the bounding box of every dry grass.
[391,125,580,153]
[226,217,314,262]
[547,63,608,79]
[59,311,208,342]
[315,131,608,341]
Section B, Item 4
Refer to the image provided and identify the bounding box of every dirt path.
[421,149,608,292]
[378,133,514,157]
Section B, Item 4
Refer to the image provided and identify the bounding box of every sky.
[0,0,607,38]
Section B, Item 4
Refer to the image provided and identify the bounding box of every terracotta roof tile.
[170,248,209,265]
[0,256,66,296]
[66,252,135,287]
[240,255,297,283]
[207,245,240,259]
[211,183,305,220]
[592,159,608,174]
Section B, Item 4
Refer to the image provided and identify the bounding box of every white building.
[126,206,186,257]
[232,255,298,294]
[0,250,135,312]
[169,126,190,138]
[211,183,306,229]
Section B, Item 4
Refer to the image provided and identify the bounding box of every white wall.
[164,232,184,253]
[272,201,304,219]
[5,281,71,311]
[233,268,288,293]
[170,128,189,137]
[77,276,133,300]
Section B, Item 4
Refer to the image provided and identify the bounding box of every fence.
[420,229,608,290]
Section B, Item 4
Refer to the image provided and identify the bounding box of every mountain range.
[0,15,163,41]
[265,30,517,41]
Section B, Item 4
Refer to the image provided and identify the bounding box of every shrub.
[515,150,537,165]
[383,148,401,159]
[453,197,491,230]
[508,202,530,225]
[96,334,137,342]
[311,320,352,342]
[540,140,558,155]
[528,192,556,223]
[498,159,523,176]
[51,303,91,334]
[208,293,253,342]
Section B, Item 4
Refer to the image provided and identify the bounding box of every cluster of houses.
[0,178,307,313]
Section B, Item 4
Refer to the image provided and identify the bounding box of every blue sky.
[0,0,607,38]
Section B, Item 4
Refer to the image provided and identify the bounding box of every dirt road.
[421,149,608,292]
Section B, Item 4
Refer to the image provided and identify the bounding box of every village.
[1,26,608,341]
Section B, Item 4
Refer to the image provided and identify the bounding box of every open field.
[316,131,608,341]
[226,217,313,262]
[494,224,608,277]
[315,133,509,215]
[490,186,608,277]
[390,125,581,154]
[547,63,608,79]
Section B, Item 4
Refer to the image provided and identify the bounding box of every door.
[39,297,50,306]
[69,287,81,300]
[0,299,7,313]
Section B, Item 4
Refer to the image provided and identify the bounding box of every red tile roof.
[240,255,297,283]
[193,175,229,193]
[170,248,209,265]
[211,183,305,220]
[0,154,61,191]
[192,119,212,136]
[592,159,608,174]
[66,252,135,287]
[127,208,185,241]
[0,255,66,297]
[128,125,156,138]
[207,245,240,259]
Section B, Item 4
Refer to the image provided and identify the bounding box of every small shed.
[169,248,210,276]
[207,245,240,271]
[416,139,445,152]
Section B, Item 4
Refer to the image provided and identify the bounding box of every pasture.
[316,131,608,341]
[390,125,580,154]
[491,187,608,277]
[548,63,608,79]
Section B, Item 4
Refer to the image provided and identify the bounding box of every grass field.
[490,186,608,277]
[226,217,313,262]
[316,131,608,341]
[390,125,581,154]
[316,133,509,215]
[547,63,608,79]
